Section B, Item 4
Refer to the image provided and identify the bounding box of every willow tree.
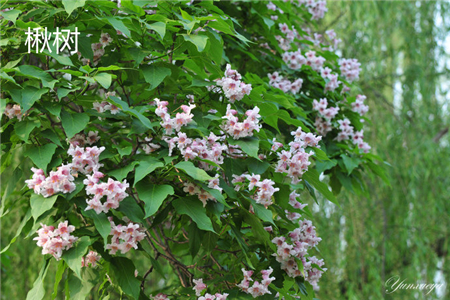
[315,1,450,299]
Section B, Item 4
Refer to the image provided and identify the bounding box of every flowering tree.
[1,0,388,299]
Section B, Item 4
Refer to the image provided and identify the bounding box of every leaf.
[341,154,361,175]
[25,144,58,171]
[189,222,203,258]
[108,96,153,130]
[174,161,213,181]
[61,110,90,139]
[141,65,171,90]
[252,202,275,225]
[93,73,112,89]
[146,22,166,39]
[313,148,329,161]
[133,158,164,186]
[14,119,39,141]
[101,16,131,37]
[83,210,110,245]
[202,231,218,252]
[172,197,215,233]
[182,34,209,52]
[26,259,50,300]
[110,257,140,300]
[0,9,21,24]
[227,137,260,159]
[62,0,86,15]
[302,169,339,206]
[10,87,49,112]
[62,236,91,278]
[51,261,67,300]
[30,194,58,221]
[108,161,138,181]
[136,182,174,218]
[367,161,390,185]
[68,268,97,300]
[117,197,144,223]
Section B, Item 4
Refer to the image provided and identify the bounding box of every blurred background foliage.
[314,1,450,299]
[1,1,450,299]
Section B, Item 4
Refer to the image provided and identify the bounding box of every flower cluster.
[151,294,170,300]
[67,144,105,174]
[275,23,300,51]
[335,119,371,152]
[70,131,100,146]
[215,64,252,103]
[83,172,129,214]
[93,97,121,115]
[232,174,279,208]
[165,132,228,170]
[339,58,362,83]
[352,94,369,116]
[25,165,76,198]
[312,98,340,120]
[33,221,78,260]
[81,33,112,65]
[3,103,22,120]
[141,137,161,154]
[105,217,146,255]
[268,72,304,95]
[272,216,326,290]
[221,104,261,139]
[192,278,229,300]
[236,267,275,298]
[183,181,216,207]
[298,0,328,20]
[81,250,101,267]
[154,98,195,135]
[274,128,321,184]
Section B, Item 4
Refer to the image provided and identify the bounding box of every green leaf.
[136,182,174,218]
[367,161,390,185]
[101,16,131,37]
[174,161,213,181]
[182,34,209,52]
[52,261,67,300]
[146,22,166,39]
[313,148,329,161]
[67,268,97,300]
[252,202,275,225]
[341,154,361,175]
[25,143,58,171]
[16,65,57,88]
[14,119,40,141]
[62,0,85,15]
[172,197,215,233]
[62,236,91,278]
[302,169,339,206]
[108,96,153,130]
[10,87,49,112]
[133,158,164,186]
[108,161,138,181]
[30,194,58,221]
[117,197,144,223]
[61,110,90,139]
[189,222,203,258]
[110,257,140,300]
[94,73,112,89]
[141,65,171,90]
[202,231,218,252]
[26,259,50,300]
[83,210,111,246]
[0,9,21,24]
[227,137,260,159]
